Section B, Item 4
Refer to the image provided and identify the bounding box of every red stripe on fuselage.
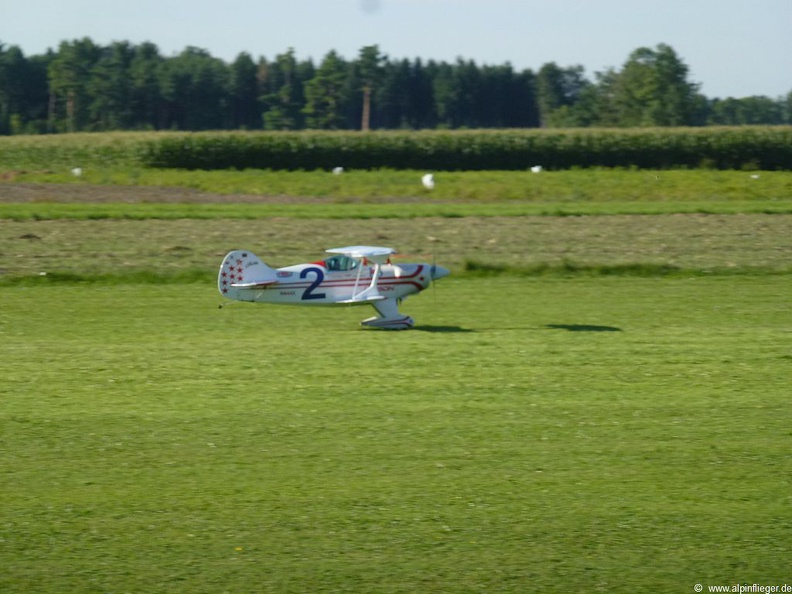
[267,265,426,292]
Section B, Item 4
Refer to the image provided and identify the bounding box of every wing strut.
[339,261,385,303]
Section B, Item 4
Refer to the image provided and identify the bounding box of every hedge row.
[0,132,152,171]
[140,127,792,171]
[2,127,790,171]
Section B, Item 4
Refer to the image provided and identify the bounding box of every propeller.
[430,253,438,304]
[426,240,450,300]
[428,259,450,288]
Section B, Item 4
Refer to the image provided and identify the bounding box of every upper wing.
[325,245,395,264]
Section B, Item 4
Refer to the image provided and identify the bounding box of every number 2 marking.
[300,267,326,300]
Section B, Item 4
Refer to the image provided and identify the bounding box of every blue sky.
[2,0,790,99]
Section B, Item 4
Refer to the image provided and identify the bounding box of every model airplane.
[218,245,450,329]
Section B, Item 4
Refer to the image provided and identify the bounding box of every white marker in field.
[422,173,435,189]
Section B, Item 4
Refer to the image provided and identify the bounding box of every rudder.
[218,250,277,301]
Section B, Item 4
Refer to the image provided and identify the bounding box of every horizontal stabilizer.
[230,279,278,289]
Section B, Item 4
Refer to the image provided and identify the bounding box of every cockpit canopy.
[323,254,360,272]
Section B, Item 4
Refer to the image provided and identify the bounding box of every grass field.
[3,169,792,222]
[2,210,791,279]
[6,167,792,202]
[2,277,790,593]
[1,167,791,592]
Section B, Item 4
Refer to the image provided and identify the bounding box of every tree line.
[0,38,790,135]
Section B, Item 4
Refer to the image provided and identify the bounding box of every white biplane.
[218,245,450,329]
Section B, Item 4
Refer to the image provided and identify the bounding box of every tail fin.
[218,250,278,301]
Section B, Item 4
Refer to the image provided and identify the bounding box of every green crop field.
[1,143,791,592]
[2,127,791,170]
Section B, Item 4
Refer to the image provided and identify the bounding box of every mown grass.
[4,199,792,221]
[3,214,791,280]
[2,277,790,593]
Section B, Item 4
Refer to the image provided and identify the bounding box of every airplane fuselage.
[250,262,431,305]
[218,248,449,329]
[219,251,444,306]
